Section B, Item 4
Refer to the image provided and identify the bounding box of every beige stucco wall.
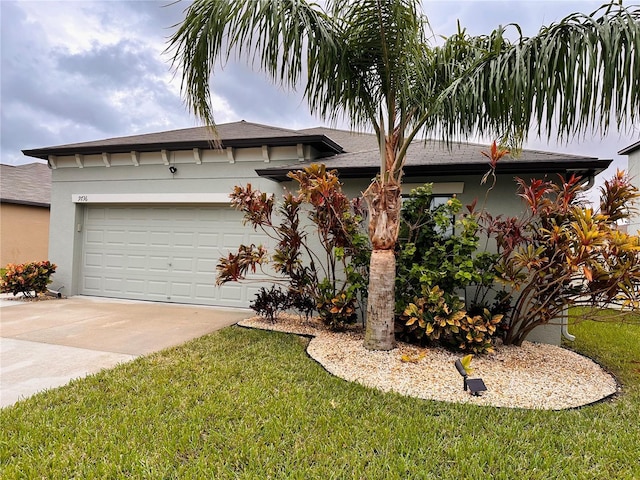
[0,203,50,266]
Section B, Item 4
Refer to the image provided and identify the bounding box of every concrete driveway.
[0,295,250,408]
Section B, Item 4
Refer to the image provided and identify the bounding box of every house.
[0,162,51,266]
[619,140,640,235]
[22,121,612,343]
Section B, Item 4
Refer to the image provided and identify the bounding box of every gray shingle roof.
[258,127,611,180]
[0,163,51,207]
[20,121,611,181]
[22,121,343,160]
[302,127,599,163]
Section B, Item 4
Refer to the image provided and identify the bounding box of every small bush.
[316,280,359,329]
[287,290,316,322]
[250,286,290,322]
[400,286,501,353]
[0,261,57,298]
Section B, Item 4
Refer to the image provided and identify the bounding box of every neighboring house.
[23,121,612,344]
[619,140,640,235]
[0,162,51,266]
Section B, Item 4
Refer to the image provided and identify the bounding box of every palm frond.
[432,4,640,144]
[167,0,339,127]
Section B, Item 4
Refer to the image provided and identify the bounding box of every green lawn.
[1,315,639,479]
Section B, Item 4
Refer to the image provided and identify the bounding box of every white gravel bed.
[238,315,619,410]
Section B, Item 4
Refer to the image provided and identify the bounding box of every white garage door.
[80,205,266,307]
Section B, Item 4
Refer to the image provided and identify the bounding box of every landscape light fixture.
[169,166,177,174]
[454,358,487,396]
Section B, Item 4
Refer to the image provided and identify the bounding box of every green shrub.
[394,185,502,352]
[400,286,501,353]
[0,261,57,298]
[316,279,359,329]
[396,186,479,301]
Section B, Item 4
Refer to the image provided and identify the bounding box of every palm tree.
[169,0,640,350]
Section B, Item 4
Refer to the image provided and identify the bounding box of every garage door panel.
[127,255,147,270]
[84,276,101,292]
[170,282,193,299]
[197,233,219,249]
[84,252,102,267]
[172,257,194,273]
[80,205,260,307]
[149,231,170,246]
[196,258,218,273]
[104,277,128,293]
[87,208,107,221]
[128,230,148,245]
[246,284,265,301]
[105,230,126,246]
[85,229,104,245]
[104,208,128,220]
[218,284,244,302]
[146,280,169,295]
[222,234,245,249]
[194,283,216,300]
[105,254,125,268]
[173,232,195,248]
[148,256,170,272]
[122,279,145,295]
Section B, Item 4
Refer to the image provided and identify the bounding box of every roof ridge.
[300,126,376,136]
[234,120,305,136]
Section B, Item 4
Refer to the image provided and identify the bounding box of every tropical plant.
[169,0,640,350]
[0,261,57,298]
[482,170,640,346]
[394,184,504,353]
[250,285,291,323]
[400,286,502,353]
[217,165,370,329]
[395,184,494,313]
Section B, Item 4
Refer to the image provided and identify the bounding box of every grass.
[1,315,639,479]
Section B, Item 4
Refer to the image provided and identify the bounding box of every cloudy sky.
[1,0,638,188]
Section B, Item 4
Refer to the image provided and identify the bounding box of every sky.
[1,0,638,192]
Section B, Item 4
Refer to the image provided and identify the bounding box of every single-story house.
[619,140,640,235]
[23,121,612,343]
[0,162,51,266]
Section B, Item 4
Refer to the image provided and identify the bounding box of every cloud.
[0,0,198,164]
[56,40,166,87]
[208,62,316,127]
[1,0,637,175]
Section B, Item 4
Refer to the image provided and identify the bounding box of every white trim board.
[72,193,231,204]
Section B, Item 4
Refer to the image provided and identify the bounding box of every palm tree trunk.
[364,249,397,350]
[363,180,401,350]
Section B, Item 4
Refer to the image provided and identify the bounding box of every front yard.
[1,314,639,479]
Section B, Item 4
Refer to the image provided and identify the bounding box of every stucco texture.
[0,203,50,266]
